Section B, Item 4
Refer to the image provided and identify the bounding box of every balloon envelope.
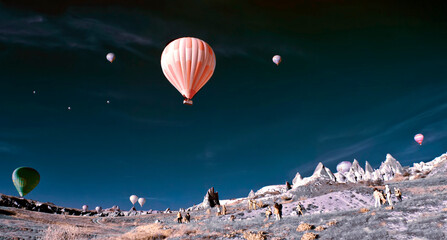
[336,161,352,173]
[82,205,88,212]
[106,53,115,63]
[414,134,424,145]
[138,198,146,207]
[130,195,138,205]
[161,37,216,103]
[12,167,40,197]
[95,206,102,213]
[272,55,281,65]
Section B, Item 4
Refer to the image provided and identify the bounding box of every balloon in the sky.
[82,205,88,212]
[161,37,216,105]
[67,106,71,110]
[106,53,116,63]
[33,90,36,94]
[272,55,282,66]
[414,134,424,145]
[130,195,138,205]
[138,198,146,207]
[95,206,102,213]
[12,167,40,197]
[336,161,352,173]
[106,100,110,104]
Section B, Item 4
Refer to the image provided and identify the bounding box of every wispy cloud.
[315,90,447,166]
[0,141,18,154]
[0,10,155,57]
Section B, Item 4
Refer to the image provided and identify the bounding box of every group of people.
[248,199,259,210]
[216,204,227,216]
[373,185,403,208]
[263,202,304,221]
[176,211,191,223]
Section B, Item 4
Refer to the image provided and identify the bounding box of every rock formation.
[290,152,447,187]
[293,162,336,187]
[248,190,255,199]
[292,172,303,188]
[199,187,220,209]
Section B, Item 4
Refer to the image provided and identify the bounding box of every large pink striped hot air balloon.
[414,134,424,145]
[161,37,216,105]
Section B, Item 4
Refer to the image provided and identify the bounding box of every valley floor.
[1,176,447,240]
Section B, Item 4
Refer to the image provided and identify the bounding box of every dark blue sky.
[0,0,447,210]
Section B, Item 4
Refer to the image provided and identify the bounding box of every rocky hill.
[1,152,446,239]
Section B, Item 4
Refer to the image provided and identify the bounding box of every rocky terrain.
[1,153,446,239]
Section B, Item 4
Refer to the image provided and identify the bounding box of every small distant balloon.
[82,205,88,212]
[12,167,40,197]
[336,161,352,173]
[106,100,110,104]
[130,195,138,205]
[414,134,424,145]
[67,106,71,110]
[272,55,282,66]
[95,206,102,213]
[106,53,116,63]
[32,90,36,94]
[138,197,146,207]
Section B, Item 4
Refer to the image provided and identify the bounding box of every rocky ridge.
[292,153,445,187]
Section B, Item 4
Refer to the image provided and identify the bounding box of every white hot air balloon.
[272,55,282,66]
[138,198,146,208]
[130,195,138,206]
[336,161,352,173]
[106,53,116,63]
[82,205,88,212]
[95,206,102,213]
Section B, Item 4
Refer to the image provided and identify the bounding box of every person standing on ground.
[385,185,393,206]
[373,188,385,208]
[184,212,191,223]
[394,187,402,202]
[216,205,222,216]
[221,205,227,215]
[265,206,272,221]
[177,212,182,223]
[273,203,281,221]
[296,202,304,216]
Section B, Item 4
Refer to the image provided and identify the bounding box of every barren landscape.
[1,153,447,239]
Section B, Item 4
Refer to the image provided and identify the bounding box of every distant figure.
[394,187,402,202]
[385,185,393,206]
[221,205,227,215]
[248,199,257,210]
[273,203,282,221]
[216,205,222,216]
[177,212,182,223]
[373,188,385,208]
[379,189,386,204]
[230,215,235,221]
[184,213,191,223]
[265,206,272,221]
[296,202,304,216]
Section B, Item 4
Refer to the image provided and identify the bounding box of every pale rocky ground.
[1,153,447,239]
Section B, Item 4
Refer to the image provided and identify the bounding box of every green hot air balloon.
[12,167,40,197]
